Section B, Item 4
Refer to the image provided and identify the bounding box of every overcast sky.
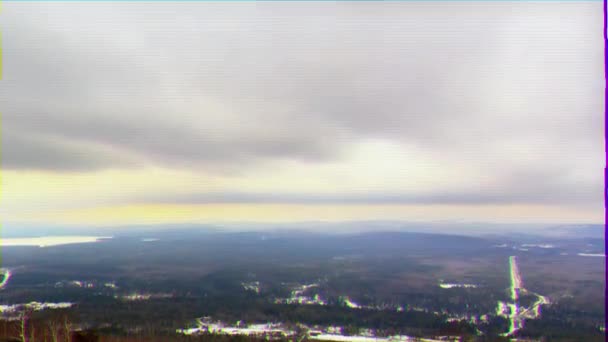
[1,2,603,227]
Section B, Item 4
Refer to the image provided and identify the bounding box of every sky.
[0,1,603,228]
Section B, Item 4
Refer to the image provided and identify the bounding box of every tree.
[18,308,32,342]
[48,318,62,342]
[291,324,308,342]
[63,315,73,342]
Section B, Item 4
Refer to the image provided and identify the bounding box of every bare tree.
[62,316,73,342]
[292,324,309,342]
[28,324,35,342]
[18,308,31,342]
[48,319,61,342]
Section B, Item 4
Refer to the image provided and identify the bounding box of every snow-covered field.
[1,236,112,247]
[341,296,361,309]
[492,243,556,250]
[257,282,406,312]
[310,335,455,342]
[273,283,328,306]
[0,273,71,313]
[0,302,73,315]
[117,292,173,301]
[438,283,478,289]
[178,319,457,341]
[178,320,293,337]
[310,334,414,341]
[241,281,261,294]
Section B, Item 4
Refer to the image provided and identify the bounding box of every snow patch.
[117,292,173,301]
[178,319,451,341]
[1,236,112,248]
[439,283,477,289]
[341,296,361,309]
[274,283,327,306]
[241,281,260,294]
[104,282,118,289]
[0,302,73,314]
[521,244,555,249]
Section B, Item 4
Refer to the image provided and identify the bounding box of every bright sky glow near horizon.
[0,2,603,228]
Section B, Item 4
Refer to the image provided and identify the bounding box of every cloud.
[0,2,602,209]
[2,130,141,171]
[130,166,600,206]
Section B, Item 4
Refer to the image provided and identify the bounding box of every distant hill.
[543,224,604,239]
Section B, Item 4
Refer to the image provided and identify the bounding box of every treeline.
[0,311,75,342]
[0,310,603,342]
[0,313,280,342]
